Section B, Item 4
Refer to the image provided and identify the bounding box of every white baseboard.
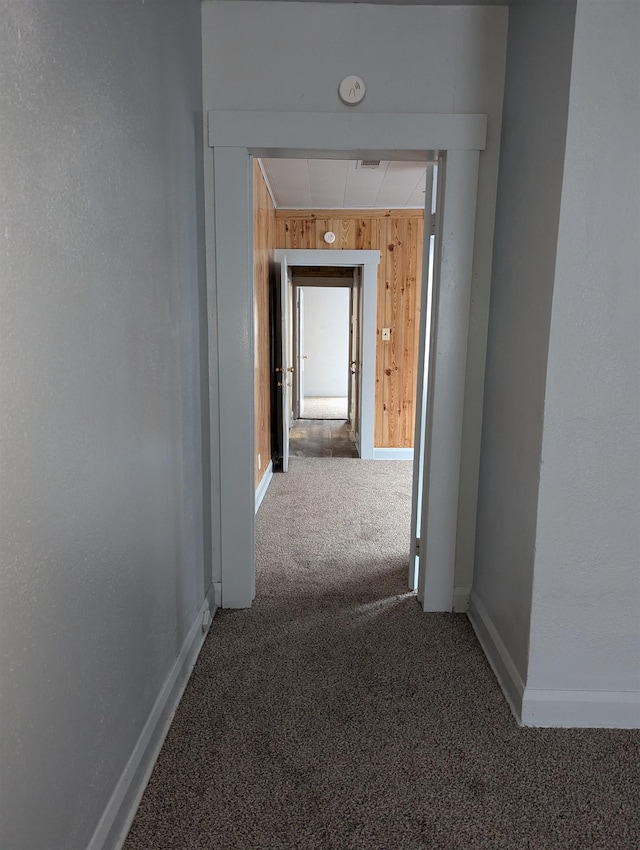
[213,581,222,609]
[372,447,414,460]
[453,586,471,613]
[255,461,273,513]
[521,688,640,729]
[468,590,640,728]
[88,585,218,850]
[467,590,525,723]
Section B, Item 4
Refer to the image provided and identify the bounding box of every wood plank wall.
[274,210,424,448]
[253,161,276,485]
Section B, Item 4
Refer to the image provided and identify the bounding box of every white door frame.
[207,110,486,609]
[278,250,379,460]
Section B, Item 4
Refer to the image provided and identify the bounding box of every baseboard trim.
[521,688,640,729]
[467,590,525,723]
[88,585,218,850]
[372,447,414,460]
[453,585,471,613]
[255,461,273,513]
[213,581,222,609]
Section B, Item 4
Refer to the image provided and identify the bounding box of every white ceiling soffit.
[260,158,429,210]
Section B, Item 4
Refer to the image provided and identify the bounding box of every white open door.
[409,162,437,592]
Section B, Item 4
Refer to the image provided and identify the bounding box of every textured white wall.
[527,0,640,695]
[0,2,208,847]
[472,2,577,685]
[302,287,350,397]
[203,0,508,592]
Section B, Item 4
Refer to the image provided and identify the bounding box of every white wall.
[472,1,577,695]
[526,1,640,710]
[203,0,508,593]
[0,2,210,847]
[473,0,640,727]
[301,286,350,397]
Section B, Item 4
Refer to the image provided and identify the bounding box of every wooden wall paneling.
[274,208,424,448]
[253,160,276,486]
[408,217,424,446]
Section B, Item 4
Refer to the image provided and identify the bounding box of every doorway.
[273,249,380,471]
[295,281,350,423]
[207,110,486,609]
[290,270,358,459]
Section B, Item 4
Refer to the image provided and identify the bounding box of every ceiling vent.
[358,160,381,169]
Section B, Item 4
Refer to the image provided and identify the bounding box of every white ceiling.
[259,158,429,210]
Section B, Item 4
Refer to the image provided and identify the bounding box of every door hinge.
[415,537,421,556]
[430,213,436,236]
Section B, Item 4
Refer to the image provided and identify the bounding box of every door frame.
[291,276,355,427]
[206,110,486,608]
[278,250,379,461]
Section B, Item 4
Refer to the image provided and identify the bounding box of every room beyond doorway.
[289,419,358,459]
[302,397,348,420]
[294,279,351,423]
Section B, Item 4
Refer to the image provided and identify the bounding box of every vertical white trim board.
[255,461,273,514]
[87,587,218,850]
[417,149,480,613]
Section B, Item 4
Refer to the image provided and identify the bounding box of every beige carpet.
[302,395,348,419]
[124,458,640,850]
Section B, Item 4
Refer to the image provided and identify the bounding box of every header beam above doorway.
[208,111,488,154]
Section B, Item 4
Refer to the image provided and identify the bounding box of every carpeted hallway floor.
[302,396,349,419]
[124,458,640,850]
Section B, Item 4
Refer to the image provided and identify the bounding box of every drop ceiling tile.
[375,164,427,208]
[260,157,430,210]
[343,160,389,208]
[261,158,311,207]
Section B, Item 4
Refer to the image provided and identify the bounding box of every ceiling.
[259,158,429,209]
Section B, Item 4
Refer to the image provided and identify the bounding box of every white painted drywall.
[202,0,508,594]
[0,2,209,847]
[527,0,640,698]
[301,286,350,398]
[472,2,577,690]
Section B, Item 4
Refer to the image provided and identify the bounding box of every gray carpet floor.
[302,396,349,419]
[124,458,640,850]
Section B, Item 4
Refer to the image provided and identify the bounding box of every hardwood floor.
[289,419,359,459]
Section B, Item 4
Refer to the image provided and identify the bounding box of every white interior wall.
[525,0,640,723]
[202,0,509,595]
[470,1,577,704]
[472,0,640,728]
[0,2,210,847]
[301,286,350,398]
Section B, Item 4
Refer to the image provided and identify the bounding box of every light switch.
[381,328,391,341]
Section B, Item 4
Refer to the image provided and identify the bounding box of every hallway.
[124,459,640,850]
[289,418,358,459]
